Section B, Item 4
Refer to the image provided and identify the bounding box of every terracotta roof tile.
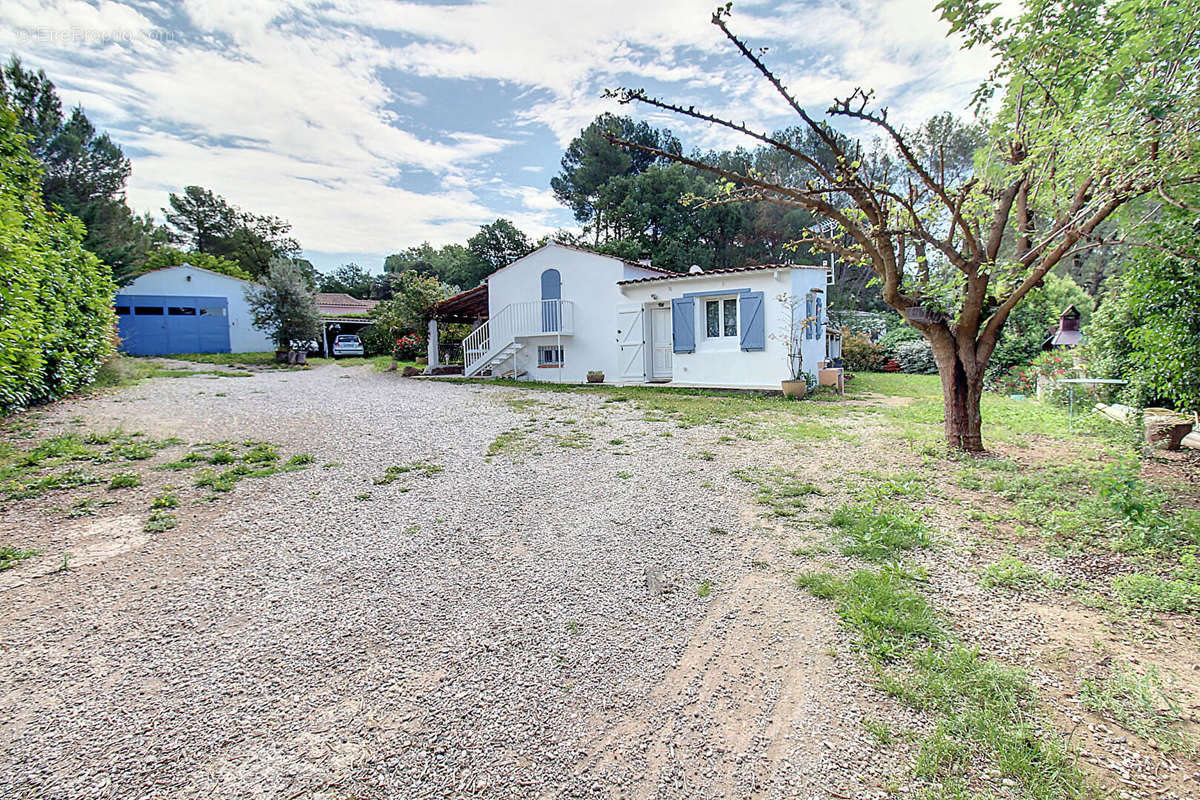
[616,263,819,285]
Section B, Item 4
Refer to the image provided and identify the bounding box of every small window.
[115,305,130,315]
[198,307,226,317]
[723,298,737,337]
[705,296,739,339]
[538,345,564,366]
[168,306,196,316]
[134,306,164,315]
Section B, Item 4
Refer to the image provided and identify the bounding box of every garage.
[115,295,232,356]
[114,265,275,355]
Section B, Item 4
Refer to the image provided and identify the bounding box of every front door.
[650,305,672,380]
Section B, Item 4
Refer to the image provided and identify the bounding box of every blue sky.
[3,0,994,273]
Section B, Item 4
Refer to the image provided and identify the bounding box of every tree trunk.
[930,338,986,453]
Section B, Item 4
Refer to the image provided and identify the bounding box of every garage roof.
[316,293,378,317]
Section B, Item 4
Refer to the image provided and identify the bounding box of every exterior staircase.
[462,299,574,377]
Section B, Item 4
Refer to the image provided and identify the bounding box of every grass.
[374,461,444,485]
[732,468,823,518]
[796,567,1092,798]
[87,356,252,392]
[1080,663,1197,755]
[242,443,278,463]
[979,557,1062,591]
[796,567,943,661]
[1111,554,1200,613]
[979,556,1060,590]
[553,430,593,449]
[0,545,38,571]
[169,352,279,367]
[487,428,531,457]
[697,579,713,598]
[829,502,933,562]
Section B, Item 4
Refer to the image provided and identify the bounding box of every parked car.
[331,334,364,358]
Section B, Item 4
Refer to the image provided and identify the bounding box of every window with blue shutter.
[739,291,765,351]
[671,297,695,353]
[815,297,823,340]
[805,293,815,339]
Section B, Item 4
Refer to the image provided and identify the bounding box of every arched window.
[541,268,561,332]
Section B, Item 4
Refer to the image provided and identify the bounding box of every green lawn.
[163,352,417,371]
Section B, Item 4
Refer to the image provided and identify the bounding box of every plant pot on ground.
[781,379,806,398]
[586,371,604,383]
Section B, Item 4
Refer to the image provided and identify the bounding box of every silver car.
[331,334,364,358]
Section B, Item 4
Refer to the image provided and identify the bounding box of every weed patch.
[1112,555,1200,613]
[487,429,530,457]
[733,468,823,518]
[107,471,141,489]
[830,503,932,562]
[0,545,38,570]
[374,461,444,485]
[1080,663,1196,755]
[151,491,179,509]
[979,557,1062,591]
[797,567,1090,797]
[143,510,177,532]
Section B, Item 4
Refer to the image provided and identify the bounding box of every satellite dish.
[688,264,703,274]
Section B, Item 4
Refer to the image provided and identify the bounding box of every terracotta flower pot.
[586,372,604,384]
[781,379,806,399]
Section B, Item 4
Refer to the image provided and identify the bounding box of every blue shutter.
[815,297,824,340]
[805,294,815,339]
[671,297,695,353]
[739,291,765,351]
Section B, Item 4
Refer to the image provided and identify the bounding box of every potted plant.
[587,370,605,384]
[772,293,811,398]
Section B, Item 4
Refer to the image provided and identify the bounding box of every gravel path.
[0,366,904,799]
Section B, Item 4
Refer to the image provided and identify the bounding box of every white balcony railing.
[463,300,574,376]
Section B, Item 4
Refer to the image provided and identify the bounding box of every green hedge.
[0,107,116,414]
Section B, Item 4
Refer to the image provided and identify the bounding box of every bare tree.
[605,0,1200,452]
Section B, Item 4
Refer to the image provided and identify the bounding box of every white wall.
[619,267,829,389]
[484,244,659,383]
[121,266,274,353]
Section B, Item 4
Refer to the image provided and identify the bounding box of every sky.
[2,0,996,273]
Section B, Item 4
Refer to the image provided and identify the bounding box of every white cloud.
[1,0,996,259]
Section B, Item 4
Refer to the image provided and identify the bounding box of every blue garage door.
[115,295,231,356]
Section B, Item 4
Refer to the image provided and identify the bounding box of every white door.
[616,304,645,381]
[650,306,672,380]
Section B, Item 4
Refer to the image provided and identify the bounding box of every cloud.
[1,0,996,264]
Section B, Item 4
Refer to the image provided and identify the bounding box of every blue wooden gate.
[115,295,232,355]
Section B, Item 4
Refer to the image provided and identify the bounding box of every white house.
[437,243,831,391]
[115,265,273,355]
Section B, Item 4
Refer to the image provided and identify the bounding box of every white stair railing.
[462,300,574,376]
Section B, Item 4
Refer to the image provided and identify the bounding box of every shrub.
[358,324,391,356]
[244,258,321,351]
[392,333,424,360]
[1084,196,1200,413]
[877,324,923,359]
[993,363,1037,396]
[985,273,1093,381]
[841,330,886,372]
[893,340,938,374]
[0,106,117,413]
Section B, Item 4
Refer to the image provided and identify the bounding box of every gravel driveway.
[1,366,904,799]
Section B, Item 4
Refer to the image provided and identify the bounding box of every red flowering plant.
[995,364,1037,395]
[392,333,424,361]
